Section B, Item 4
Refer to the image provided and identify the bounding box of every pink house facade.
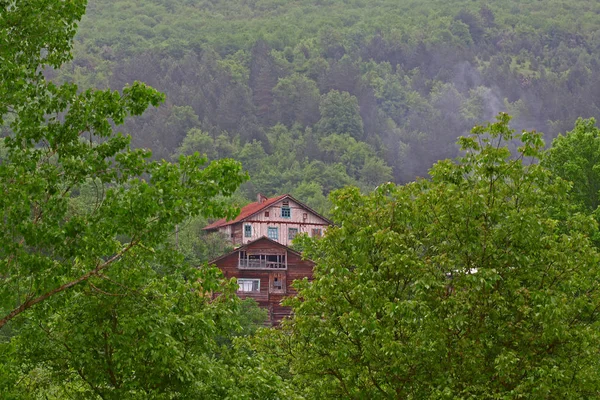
[203,194,331,247]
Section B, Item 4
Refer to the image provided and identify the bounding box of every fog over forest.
[53,0,600,212]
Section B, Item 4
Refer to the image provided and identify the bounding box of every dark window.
[244,224,252,237]
[311,228,322,237]
[281,206,291,218]
[265,211,270,218]
[289,228,298,240]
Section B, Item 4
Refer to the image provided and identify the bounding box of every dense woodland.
[60,0,600,208]
[5,0,600,398]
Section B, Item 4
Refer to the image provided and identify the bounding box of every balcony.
[238,250,287,270]
[238,259,287,270]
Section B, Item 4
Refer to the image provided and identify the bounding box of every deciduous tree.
[260,114,600,399]
[0,2,294,398]
[543,117,600,212]
[0,0,245,331]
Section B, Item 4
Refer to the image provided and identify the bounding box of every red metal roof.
[203,194,288,230]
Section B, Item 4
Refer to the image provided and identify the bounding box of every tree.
[291,181,330,217]
[7,259,280,398]
[0,2,294,397]
[0,0,247,331]
[454,10,484,44]
[249,40,281,127]
[316,90,364,140]
[358,157,393,189]
[259,114,600,398]
[272,73,320,127]
[543,117,600,212]
[176,128,218,160]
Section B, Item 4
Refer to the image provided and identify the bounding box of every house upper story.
[203,194,331,247]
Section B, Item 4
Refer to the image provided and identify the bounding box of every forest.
[3,0,600,398]
[64,0,600,207]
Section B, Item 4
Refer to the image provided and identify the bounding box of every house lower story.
[209,237,315,325]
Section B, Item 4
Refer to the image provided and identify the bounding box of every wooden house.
[209,237,315,325]
[203,194,331,247]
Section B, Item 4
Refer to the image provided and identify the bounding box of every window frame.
[288,227,299,241]
[237,278,260,293]
[244,224,252,238]
[267,226,278,241]
[281,201,291,218]
[311,228,322,237]
[270,272,286,294]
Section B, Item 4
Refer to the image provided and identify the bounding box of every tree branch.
[0,241,136,329]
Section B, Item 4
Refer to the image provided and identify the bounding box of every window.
[268,226,278,240]
[237,278,260,292]
[264,211,270,218]
[311,228,322,237]
[281,200,291,218]
[270,272,286,293]
[288,228,298,241]
[244,224,252,238]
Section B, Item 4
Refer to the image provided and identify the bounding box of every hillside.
[63,0,600,210]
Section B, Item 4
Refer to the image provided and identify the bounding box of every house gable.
[203,194,330,230]
[204,194,331,246]
[209,237,315,325]
[243,197,329,225]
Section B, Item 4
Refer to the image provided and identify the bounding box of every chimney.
[257,193,268,204]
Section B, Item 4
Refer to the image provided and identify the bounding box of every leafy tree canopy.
[543,117,600,212]
[0,2,292,398]
[258,114,600,399]
[0,0,246,331]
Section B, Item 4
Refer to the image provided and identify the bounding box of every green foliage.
[5,272,285,398]
[273,73,320,127]
[316,90,364,140]
[543,117,600,212]
[291,181,330,216]
[0,0,250,331]
[6,0,600,396]
[10,263,236,398]
[171,216,234,265]
[237,298,269,337]
[0,2,293,398]
[176,128,219,160]
[45,0,600,196]
[259,114,600,398]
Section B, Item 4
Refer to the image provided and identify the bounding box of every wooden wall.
[212,240,315,325]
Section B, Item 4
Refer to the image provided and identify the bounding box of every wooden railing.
[238,259,287,270]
